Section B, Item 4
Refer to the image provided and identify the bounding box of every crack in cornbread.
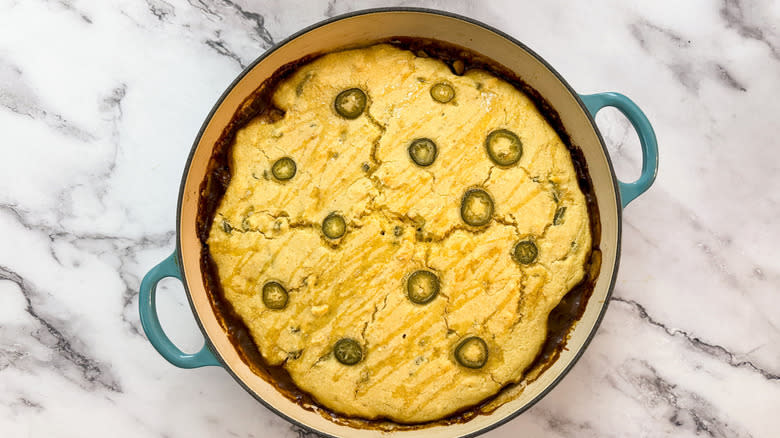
[207,44,591,423]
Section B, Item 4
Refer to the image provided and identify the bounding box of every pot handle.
[579,92,658,208]
[139,251,222,368]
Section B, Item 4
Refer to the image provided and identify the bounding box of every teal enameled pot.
[138,8,657,438]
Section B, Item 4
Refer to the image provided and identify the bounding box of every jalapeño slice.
[460,188,494,227]
[430,83,455,103]
[485,129,522,166]
[455,336,488,369]
[271,157,296,181]
[262,281,288,310]
[334,338,363,365]
[334,88,367,119]
[322,213,347,239]
[408,138,438,167]
[512,240,538,265]
[406,270,440,304]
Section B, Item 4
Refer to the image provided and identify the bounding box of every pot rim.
[174,7,622,437]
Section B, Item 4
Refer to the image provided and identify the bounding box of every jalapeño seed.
[406,270,440,305]
[460,188,494,227]
[430,83,455,103]
[333,338,362,365]
[334,88,367,119]
[512,240,538,265]
[408,138,438,167]
[262,281,288,310]
[485,129,523,166]
[455,336,488,369]
[322,213,347,239]
[271,157,297,181]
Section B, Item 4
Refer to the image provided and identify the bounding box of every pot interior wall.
[178,10,619,438]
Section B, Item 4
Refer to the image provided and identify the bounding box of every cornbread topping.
[206,44,592,423]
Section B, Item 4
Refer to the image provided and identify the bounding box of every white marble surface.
[0,0,778,436]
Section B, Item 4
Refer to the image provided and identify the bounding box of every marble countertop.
[1,0,778,437]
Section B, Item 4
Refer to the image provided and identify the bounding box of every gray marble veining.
[0,0,778,437]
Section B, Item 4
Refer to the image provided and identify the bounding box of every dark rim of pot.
[173,7,622,438]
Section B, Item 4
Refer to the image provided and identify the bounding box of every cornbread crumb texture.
[207,44,591,423]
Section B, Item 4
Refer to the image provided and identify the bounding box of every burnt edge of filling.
[196,37,602,430]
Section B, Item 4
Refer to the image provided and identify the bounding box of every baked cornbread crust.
[206,44,591,423]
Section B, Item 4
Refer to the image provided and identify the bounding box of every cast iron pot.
[138,8,658,438]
